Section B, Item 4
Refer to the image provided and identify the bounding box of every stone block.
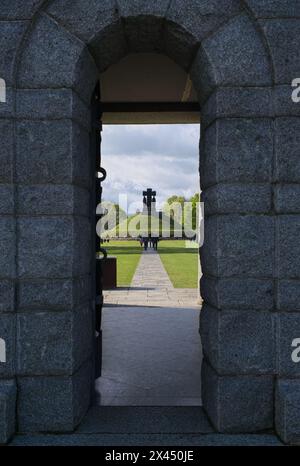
[277,280,300,312]
[277,216,300,278]
[191,14,272,102]
[201,215,274,278]
[17,307,93,376]
[202,361,274,432]
[118,0,169,52]
[73,218,92,277]
[0,120,13,183]
[47,0,126,73]
[18,361,92,432]
[18,185,90,216]
[276,379,300,445]
[202,184,272,215]
[200,306,276,375]
[47,0,118,39]
[0,21,27,86]
[201,276,274,311]
[245,0,299,17]
[16,89,91,130]
[165,0,241,69]
[0,380,16,444]
[16,120,90,188]
[274,185,300,214]
[274,85,300,117]
[17,217,73,279]
[0,1,43,19]
[278,313,300,377]
[201,87,273,128]
[18,14,98,103]
[0,88,15,119]
[0,314,16,378]
[260,19,300,84]
[200,119,273,189]
[190,44,216,105]
[0,281,15,313]
[18,276,90,311]
[0,185,14,215]
[0,217,15,279]
[275,118,300,183]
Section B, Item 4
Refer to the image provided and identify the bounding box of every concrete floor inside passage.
[97,250,203,406]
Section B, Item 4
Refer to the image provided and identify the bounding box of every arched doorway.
[2,0,287,442]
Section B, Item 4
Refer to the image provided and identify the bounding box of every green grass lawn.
[158,240,199,288]
[105,240,142,286]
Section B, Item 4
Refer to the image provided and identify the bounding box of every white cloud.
[101,124,200,212]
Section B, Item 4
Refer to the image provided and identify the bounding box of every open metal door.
[91,82,107,380]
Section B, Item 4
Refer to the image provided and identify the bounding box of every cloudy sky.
[101,124,200,213]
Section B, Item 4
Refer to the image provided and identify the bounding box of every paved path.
[104,249,201,308]
[98,250,202,406]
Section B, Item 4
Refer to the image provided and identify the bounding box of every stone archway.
[1,0,300,445]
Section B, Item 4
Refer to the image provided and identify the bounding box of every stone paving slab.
[104,249,200,308]
[10,433,283,446]
[96,306,202,406]
[76,407,213,434]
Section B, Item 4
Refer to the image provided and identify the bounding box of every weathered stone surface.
[0,314,15,378]
[200,119,273,189]
[190,44,215,104]
[18,362,92,432]
[0,1,43,19]
[18,185,90,216]
[18,14,98,103]
[202,361,274,432]
[0,218,15,279]
[165,0,241,69]
[17,217,73,279]
[0,120,13,183]
[0,380,16,444]
[274,85,300,117]
[274,185,300,214]
[245,0,299,17]
[17,307,93,376]
[47,0,126,72]
[0,185,14,215]
[276,379,300,445]
[0,88,15,118]
[260,19,300,84]
[47,0,119,42]
[201,87,273,128]
[201,215,274,278]
[277,280,300,312]
[202,184,272,215]
[191,14,272,102]
[73,218,92,277]
[201,276,274,311]
[16,89,91,130]
[118,0,169,53]
[200,306,276,375]
[275,118,300,183]
[18,216,92,280]
[77,406,213,434]
[9,432,284,447]
[16,120,90,188]
[18,277,91,311]
[277,216,300,279]
[0,21,27,86]
[0,281,15,313]
[278,313,300,377]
